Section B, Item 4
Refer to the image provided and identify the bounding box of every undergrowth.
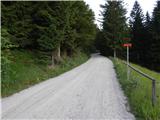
[112,58,160,120]
[1,49,89,97]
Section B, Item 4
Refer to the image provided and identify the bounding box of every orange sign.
[123,43,132,47]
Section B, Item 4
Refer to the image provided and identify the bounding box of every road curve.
[2,54,135,119]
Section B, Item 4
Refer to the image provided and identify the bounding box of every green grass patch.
[112,58,160,120]
[2,49,89,97]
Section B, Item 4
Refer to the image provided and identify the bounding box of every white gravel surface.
[2,54,135,120]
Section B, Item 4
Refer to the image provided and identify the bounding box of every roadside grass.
[112,58,160,120]
[1,49,89,97]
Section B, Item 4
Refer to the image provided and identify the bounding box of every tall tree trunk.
[51,51,55,67]
[57,44,61,60]
[114,48,116,59]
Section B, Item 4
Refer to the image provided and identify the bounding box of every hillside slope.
[2,50,88,97]
[113,58,160,120]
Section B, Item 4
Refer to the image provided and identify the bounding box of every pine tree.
[150,1,160,71]
[100,1,127,57]
[1,1,96,66]
[129,1,145,64]
[74,1,96,52]
[143,12,152,67]
[2,2,34,47]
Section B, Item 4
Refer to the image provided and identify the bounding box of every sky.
[84,0,157,28]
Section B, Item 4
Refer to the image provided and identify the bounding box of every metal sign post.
[127,46,130,80]
[123,43,132,80]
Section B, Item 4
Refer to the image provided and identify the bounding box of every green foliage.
[150,1,160,71]
[129,1,146,64]
[1,1,96,97]
[129,1,144,26]
[37,25,59,51]
[1,1,96,58]
[129,1,160,71]
[112,58,160,120]
[1,28,19,81]
[99,1,127,56]
[1,53,11,81]
[1,2,33,47]
[1,28,18,49]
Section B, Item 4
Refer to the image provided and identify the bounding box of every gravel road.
[2,54,135,119]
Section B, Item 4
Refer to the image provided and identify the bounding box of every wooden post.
[122,61,157,106]
[127,46,130,80]
[152,80,156,106]
[114,49,116,59]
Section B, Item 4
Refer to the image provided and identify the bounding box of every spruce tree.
[1,1,96,65]
[143,12,152,67]
[129,1,145,64]
[150,1,160,71]
[100,1,127,57]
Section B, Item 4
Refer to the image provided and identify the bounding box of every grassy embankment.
[2,50,89,97]
[112,58,160,120]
